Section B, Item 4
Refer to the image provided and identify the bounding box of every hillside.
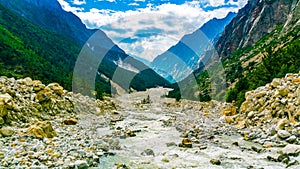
[0,3,170,98]
[169,0,300,104]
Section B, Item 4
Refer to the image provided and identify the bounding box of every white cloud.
[57,0,84,12]
[128,2,139,6]
[58,0,247,61]
[73,0,86,5]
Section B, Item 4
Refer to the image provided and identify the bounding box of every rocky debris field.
[0,74,300,168]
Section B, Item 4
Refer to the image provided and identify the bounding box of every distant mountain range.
[151,12,236,82]
[0,0,170,98]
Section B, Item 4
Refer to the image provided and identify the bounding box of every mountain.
[168,0,300,103]
[216,0,299,57]
[0,0,170,98]
[151,12,236,82]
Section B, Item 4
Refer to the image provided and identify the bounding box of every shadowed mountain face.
[151,12,236,83]
[216,0,299,57]
[0,0,171,97]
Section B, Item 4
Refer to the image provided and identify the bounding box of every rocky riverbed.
[0,75,300,168]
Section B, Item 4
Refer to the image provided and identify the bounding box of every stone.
[0,117,4,125]
[224,116,234,124]
[161,157,169,163]
[0,93,12,104]
[210,159,221,165]
[35,89,53,102]
[278,87,289,97]
[74,160,89,169]
[0,102,7,117]
[280,144,300,156]
[0,127,14,137]
[275,118,289,131]
[46,83,64,96]
[277,130,291,139]
[27,121,56,139]
[286,135,297,143]
[222,107,236,116]
[33,80,45,92]
[292,78,300,84]
[166,142,177,147]
[181,138,192,148]
[63,118,78,125]
[271,78,281,88]
[240,101,252,113]
[21,77,33,86]
[125,129,136,137]
[141,149,155,156]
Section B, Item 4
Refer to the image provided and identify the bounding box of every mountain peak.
[216,0,298,57]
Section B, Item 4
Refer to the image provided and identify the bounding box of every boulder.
[27,121,56,139]
[278,87,289,97]
[0,127,14,137]
[35,89,53,102]
[275,118,289,131]
[180,138,192,148]
[277,130,291,139]
[74,160,89,169]
[280,144,300,156]
[33,80,45,92]
[46,83,64,96]
[21,77,33,86]
[63,118,78,125]
[141,149,155,156]
[271,78,281,88]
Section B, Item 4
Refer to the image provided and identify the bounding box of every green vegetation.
[169,22,300,105]
[226,25,300,107]
[0,5,170,99]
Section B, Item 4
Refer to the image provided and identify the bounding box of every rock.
[240,101,252,113]
[74,160,89,169]
[278,87,289,97]
[224,116,234,124]
[63,118,78,125]
[180,138,192,148]
[46,83,64,96]
[0,93,12,104]
[292,78,300,84]
[33,80,45,92]
[0,127,14,137]
[275,118,289,131]
[125,129,136,137]
[166,142,177,147]
[161,157,169,163]
[280,144,300,156]
[222,107,236,116]
[210,159,221,165]
[277,153,290,164]
[271,78,281,88]
[141,149,155,156]
[0,117,4,125]
[286,135,297,143]
[0,101,7,117]
[21,77,33,86]
[27,121,56,139]
[277,130,291,139]
[35,89,53,102]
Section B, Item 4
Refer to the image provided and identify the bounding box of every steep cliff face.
[216,0,299,57]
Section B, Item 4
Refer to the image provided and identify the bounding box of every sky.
[57,0,248,62]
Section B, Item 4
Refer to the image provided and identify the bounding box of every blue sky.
[58,0,247,61]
